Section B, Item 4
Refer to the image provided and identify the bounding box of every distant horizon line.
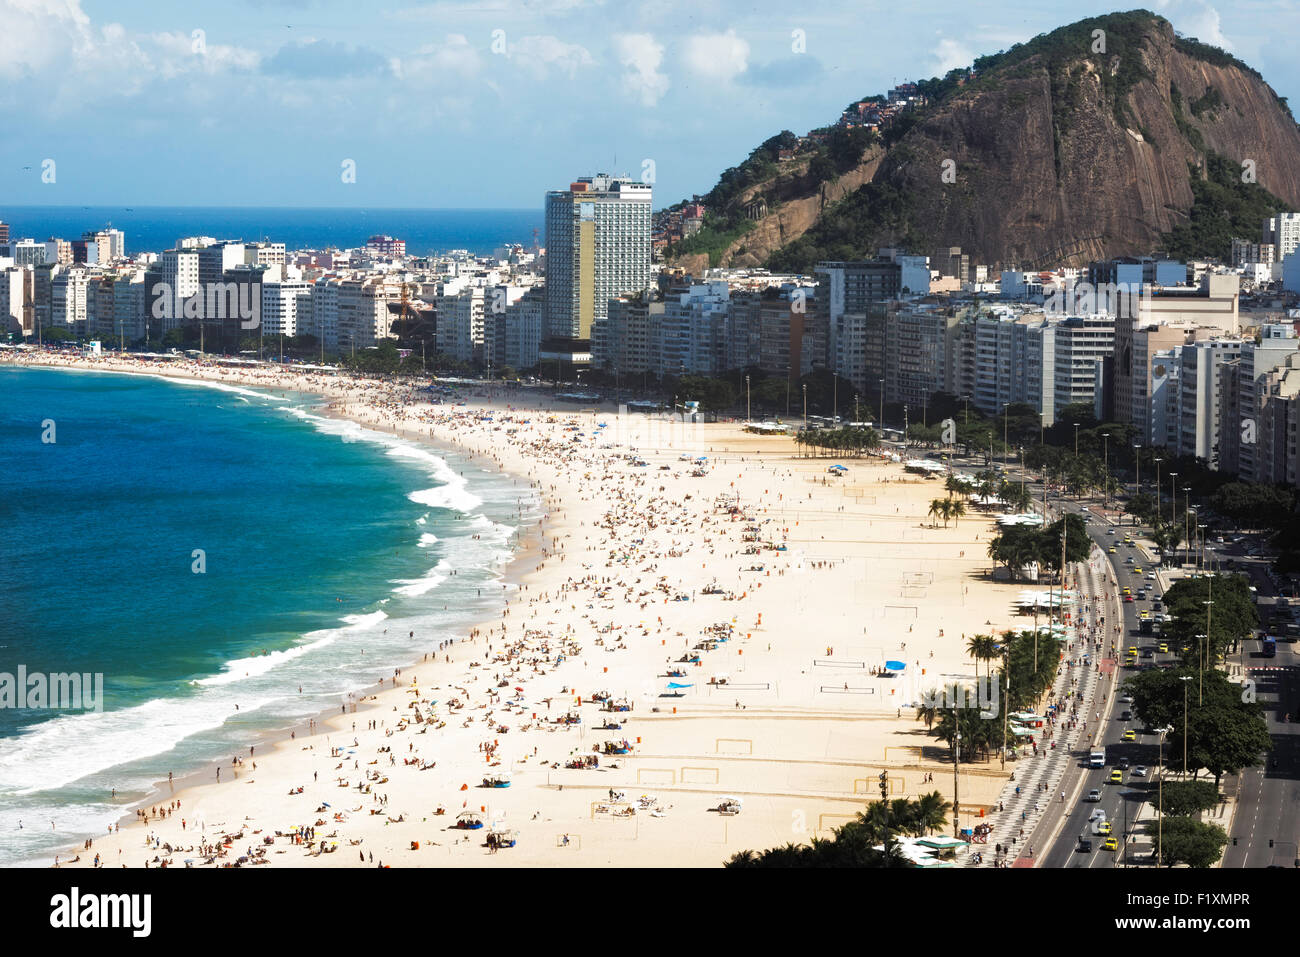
[1,204,543,212]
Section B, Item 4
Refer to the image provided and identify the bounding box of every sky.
[2,0,1298,210]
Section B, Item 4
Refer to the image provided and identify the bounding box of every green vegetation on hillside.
[1160,151,1289,260]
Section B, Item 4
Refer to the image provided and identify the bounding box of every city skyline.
[4,0,1297,209]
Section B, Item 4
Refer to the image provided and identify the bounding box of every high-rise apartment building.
[815,259,903,391]
[366,235,406,258]
[261,279,312,338]
[1263,212,1300,261]
[544,173,652,355]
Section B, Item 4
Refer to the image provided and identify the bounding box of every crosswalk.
[967,550,1110,867]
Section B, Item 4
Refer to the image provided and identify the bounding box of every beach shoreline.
[4,351,1021,868]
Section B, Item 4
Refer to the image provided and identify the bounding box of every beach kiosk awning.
[885,660,906,671]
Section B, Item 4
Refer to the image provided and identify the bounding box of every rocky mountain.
[669,11,1300,273]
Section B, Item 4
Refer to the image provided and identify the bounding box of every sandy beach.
[6,351,1026,868]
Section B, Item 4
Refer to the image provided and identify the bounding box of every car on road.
[1124,594,1135,603]
[1108,547,1116,554]
[1146,572,1157,580]
[1085,788,1102,802]
[1132,766,1147,777]
[1116,757,1130,770]
[1125,556,1135,564]
[1109,769,1123,783]
[1122,730,1136,741]
[1120,710,1132,721]
[1119,694,1133,704]
[1158,642,1168,653]
[1089,808,1106,822]
[1081,506,1090,512]
[1078,836,1093,852]
[1103,837,1119,851]
[1126,646,1137,656]
[1107,528,1115,535]
[1134,567,1143,575]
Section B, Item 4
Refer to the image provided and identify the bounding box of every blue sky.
[2,0,1297,210]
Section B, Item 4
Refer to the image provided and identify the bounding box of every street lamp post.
[802,383,808,433]
[1102,432,1110,510]
[1073,422,1080,456]
[745,375,751,423]
[879,378,885,432]
[1003,403,1010,467]
[1121,789,1133,868]
[1157,725,1172,866]
[1202,591,1214,707]
[1153,458,1163,525]
[1134,444,1142,501]
[953,719,961,839]
[1184,494,1193,568]
[1180,676,1193,781]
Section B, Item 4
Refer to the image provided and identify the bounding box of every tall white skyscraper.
[544,173,651,347]
[1263,212,1300,261]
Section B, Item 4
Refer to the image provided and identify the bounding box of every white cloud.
[396,33,483,82]
[509,34,595,78]
[613,33,668,106]
[1157,0,1232,50]
[681,29,749,83]
[147,31,262,79]
[931,36,974,75]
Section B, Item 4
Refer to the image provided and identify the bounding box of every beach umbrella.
[885,660,906,671]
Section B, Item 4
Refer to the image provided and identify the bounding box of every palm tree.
[916,696,939,730]
[928,498,945,527]
[914,791,951,836]
[967,633,998,683]
[949,499,967,526]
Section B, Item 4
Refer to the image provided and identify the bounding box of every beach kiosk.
[715,796,743,816]
[482,771,511,788]
[454,810,485,830]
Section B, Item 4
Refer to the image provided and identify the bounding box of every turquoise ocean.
[0,366,538,866]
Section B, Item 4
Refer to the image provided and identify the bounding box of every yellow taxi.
[1103,837,1119,851]
[1122,730,1136,742]
[1123,536,1132,544]
[1158,642,1168,653]
[1108,770,1122,784]
[1134,567,1143,575]
[1122,587,1132,596]
[1098,821,1114,835]
[1108,546,1117,554]
[1127,646,1137,656]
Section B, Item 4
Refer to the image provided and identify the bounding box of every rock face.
[876,17,1300,267]
[672,147,886,275]
[676,14,1300,273]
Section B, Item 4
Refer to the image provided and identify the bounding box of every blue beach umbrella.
[885,660,906,671]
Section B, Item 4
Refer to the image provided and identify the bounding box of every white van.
[1089,750,1106,768]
